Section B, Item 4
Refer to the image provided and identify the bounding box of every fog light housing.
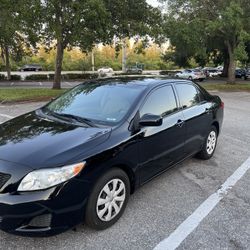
[28,214,52,228]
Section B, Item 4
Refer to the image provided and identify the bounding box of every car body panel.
[0,112,111,169]
[0,78,224,236]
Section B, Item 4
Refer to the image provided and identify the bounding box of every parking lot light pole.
[91,51,95,72]
[122,38,127,73]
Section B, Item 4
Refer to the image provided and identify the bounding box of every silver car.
[176,69,206,81]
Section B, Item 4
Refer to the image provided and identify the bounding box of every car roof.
[82,77,191,91]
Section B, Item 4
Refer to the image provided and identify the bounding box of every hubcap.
[96,179,126,222]
[206,131,217,155]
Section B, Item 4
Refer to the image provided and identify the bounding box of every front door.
[137,85,186,184]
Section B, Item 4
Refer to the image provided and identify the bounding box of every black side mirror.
[139,114,163,127]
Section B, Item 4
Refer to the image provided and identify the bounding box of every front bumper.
[0,179,90,237]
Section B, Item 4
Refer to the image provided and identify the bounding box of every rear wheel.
[85,168,130,230]
[188,76,193,80]
[197,126,218,160]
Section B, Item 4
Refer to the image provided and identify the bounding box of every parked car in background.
[245,69,250,80]
[203,68,222,77]
[176,69,206,81]
[19,64,42,72]
[0,78,224,237]
[216,66,224,71]
[97,67,114,76]
[126,66,143,74]
[235,68,250,80]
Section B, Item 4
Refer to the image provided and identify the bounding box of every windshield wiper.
[54,113,96,127]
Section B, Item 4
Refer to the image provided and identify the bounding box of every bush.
[25,74,48,81]
[0,74,21,81]
[10,75,21,81]
[48,74,55,80]
[0,74,6,80]
[63,73,98,80]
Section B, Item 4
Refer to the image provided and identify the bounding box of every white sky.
[147,0,160,7]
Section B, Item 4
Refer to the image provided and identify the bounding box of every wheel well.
[212,121,219,135]
[113,164,136,194]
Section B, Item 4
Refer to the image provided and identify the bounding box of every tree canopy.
[162,0,250,83]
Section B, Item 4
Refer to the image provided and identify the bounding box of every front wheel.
[85,168,130,230]
[197,126,218,160]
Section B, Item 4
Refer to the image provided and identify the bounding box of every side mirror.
[139,114,163,127]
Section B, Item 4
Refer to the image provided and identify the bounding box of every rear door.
[138,84,186,183]
[174,82,212,156]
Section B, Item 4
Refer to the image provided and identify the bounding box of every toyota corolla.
[0,78,224,236]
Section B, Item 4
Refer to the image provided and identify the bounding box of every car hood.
[0,111,111,169]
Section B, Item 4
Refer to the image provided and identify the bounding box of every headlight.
[18,162,85,192]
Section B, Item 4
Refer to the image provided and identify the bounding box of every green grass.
[1,83,250,103]
[0,88,66,103]
[202,83,250,91]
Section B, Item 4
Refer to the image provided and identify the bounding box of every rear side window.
[176,83,200,109]
[140,85,177,117]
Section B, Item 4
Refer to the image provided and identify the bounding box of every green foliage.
[25,74,48,81]
[0,74,6,80]
[162,0,250,82]
[63,73,98,80]
[10,75,21,81]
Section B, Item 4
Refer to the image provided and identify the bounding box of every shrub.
[10,75,21,81]
[48,74,55,80]
[63,73,98,80]
[25,74,48,81]
[0,74,6,80]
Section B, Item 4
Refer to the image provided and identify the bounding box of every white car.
[203,67,222,77]
[97,67,114,76]
[176,69,206,81]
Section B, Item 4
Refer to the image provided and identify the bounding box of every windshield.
[45,82,144,126]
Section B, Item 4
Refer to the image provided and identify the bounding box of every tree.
[163,0,250,83]
[0,0,20,80]
[39,0,161,89]
[39,0,111,89]
[0,0,41,79]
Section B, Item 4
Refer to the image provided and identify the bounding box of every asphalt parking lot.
[0,91,250,250]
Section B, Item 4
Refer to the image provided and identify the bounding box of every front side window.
[140,85,178,117]
[176,83,200,109]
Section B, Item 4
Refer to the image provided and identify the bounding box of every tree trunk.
[53,40,64,89]
[225,41,236,84]
[122,38,127,73]
[222,52,229,77]
[4,45,11,81]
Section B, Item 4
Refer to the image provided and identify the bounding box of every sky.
[147,0,160,7]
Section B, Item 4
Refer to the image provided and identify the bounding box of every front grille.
[0,172,11,189]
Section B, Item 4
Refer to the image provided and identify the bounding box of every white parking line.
[154,156,250,250]
[65,81,73,86]
[0,113,14,119]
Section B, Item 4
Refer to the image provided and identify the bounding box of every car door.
[137,84,186,183]
[181,70,188,78]
[175,82,212,156]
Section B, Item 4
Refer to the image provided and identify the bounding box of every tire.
[197,125,218,160]
[85,168,130,230]
[188,76,193,80]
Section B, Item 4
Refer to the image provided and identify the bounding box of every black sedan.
[0,78,224,236]
[19,64,42,72]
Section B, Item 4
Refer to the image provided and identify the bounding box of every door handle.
[176,119,185,127]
